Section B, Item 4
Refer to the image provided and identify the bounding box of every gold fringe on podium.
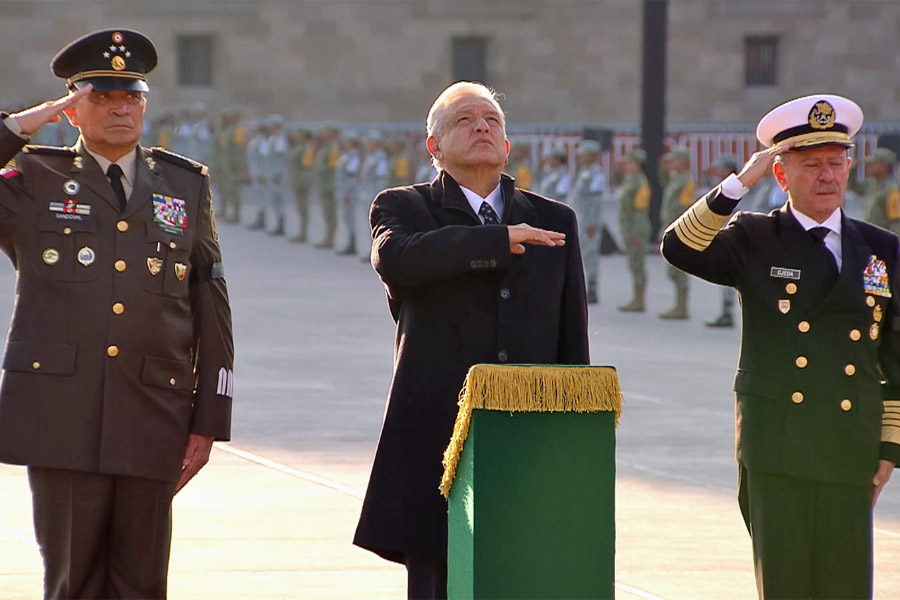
[440,364,623,498]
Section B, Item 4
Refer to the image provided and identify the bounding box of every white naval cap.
[756,94,863,149]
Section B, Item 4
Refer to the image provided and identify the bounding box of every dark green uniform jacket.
[0,122,233,483]
[662,186,900,485]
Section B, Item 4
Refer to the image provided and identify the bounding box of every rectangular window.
[177,35,214,87]
[452,37,488,84]
[744,35,779,86]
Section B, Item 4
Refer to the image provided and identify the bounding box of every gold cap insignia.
[778,299,791,314]
[147,257,163,276]
[174,262,187,281]
[808,101,836,131]
[111,55,126,71]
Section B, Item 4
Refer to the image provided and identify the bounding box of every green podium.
[441,364,622,600]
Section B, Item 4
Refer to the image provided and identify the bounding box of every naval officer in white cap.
[661,94,898,598]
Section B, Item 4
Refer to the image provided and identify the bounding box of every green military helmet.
[623,149,647,164]
[576,140,602,156]
[866,147,898,165]
[664,147,691,162]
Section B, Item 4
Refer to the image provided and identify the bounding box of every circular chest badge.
[42,248,60,265]
[63,179,80,195]
[77,246,96,267]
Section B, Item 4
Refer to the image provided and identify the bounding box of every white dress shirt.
[83,145,138,201]
[790,204,843,271]
[460,183,503,224]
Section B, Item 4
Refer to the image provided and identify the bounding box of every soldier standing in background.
[246,120,269,231]
[386,136,411,188]
[314,124,340,248]
[357,131,389,262]
[170,108,191,158]
[415,138,438,183]
[188,103,211,167]
[859,148,900,235]
[507,140,534,190]
[287,125,316,243]
[617,149,652,312]
[570,140,606,304]
[658,147,696,319]
[217,107,246,224]
[703,155,740,328]
[266,115,289,236]
[539,147,570,202]
[336,131,362,255]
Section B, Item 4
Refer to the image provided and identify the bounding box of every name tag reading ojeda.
[770,267,801,280]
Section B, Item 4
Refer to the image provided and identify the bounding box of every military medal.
[871,323,880,340]
[778,299,791,314]
[76,246,95,266]
[874,305,883,323]
[152,193,188,235]
[863,255,891,297]
[42,248,59,265]
[63,179,80,195]
[147,257,163,275]
[174,262,187,281]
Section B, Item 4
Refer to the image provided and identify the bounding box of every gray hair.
[425,81,506,170]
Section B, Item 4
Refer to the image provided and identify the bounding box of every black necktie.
[809,226,839,276]
[106,164,127,212]
[479,201,500,225]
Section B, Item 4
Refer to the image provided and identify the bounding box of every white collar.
[459,182,503,223]
[789,203,842,236]
[82,142,138,188]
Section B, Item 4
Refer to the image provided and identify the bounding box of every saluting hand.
[507,223,565,255]
[736,140,794,189]
[872,459,894,507]
[175,433,215,494]
[10,84,93,135]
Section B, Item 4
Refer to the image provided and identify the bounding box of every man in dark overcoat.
[0,29,233,598]
[353,82,590,598]
[662,94,898,598]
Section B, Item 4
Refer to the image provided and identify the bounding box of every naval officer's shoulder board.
[149,147,209,176]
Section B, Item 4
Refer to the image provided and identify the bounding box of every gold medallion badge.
[111,55,126,71]
[42,248,59,265]
[871,323,880,341]
[874,305,883,323]
[808,101,836,130]
[147,257,163,276]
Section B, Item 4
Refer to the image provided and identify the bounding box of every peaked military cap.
[51,29,157,92]
[756,94,863,150]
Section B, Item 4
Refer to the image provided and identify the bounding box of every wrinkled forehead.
[447,93,505,122]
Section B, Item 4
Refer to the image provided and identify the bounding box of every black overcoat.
[354,172,590,562]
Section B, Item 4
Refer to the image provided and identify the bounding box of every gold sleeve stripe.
[883,400,900,444]
[672,198,730,251]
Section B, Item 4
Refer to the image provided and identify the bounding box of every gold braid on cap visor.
[67,70,146,86]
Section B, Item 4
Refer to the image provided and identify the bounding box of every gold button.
[849,329,861,341]
[841,399,852,412]
[107,345,119,357]
[112,302,125,315]
[792,392,804,404]
[169,377,176,386]
[798,321,810,333]
[795,356,808,368]
[786,283,797,295]
[169,241,176,249]
[114,260,127,272]
[845,364,856,376]
[117,221,129,232]
[63,227,72,235]
[31,361,40,370]
[867,296,876,307]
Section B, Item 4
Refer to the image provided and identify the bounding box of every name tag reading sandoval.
[770,267,801,280]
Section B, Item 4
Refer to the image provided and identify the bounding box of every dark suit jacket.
[0,123,233,483]
[353,171,590,562]
[662,187,900,486]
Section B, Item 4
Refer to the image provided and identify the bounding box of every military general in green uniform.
[0,29,233,598]
[617,149,652,312]
[659,147,696,319]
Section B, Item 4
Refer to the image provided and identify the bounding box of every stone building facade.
[0,0,898,129]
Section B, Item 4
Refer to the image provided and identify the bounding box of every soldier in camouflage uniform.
[570,141,606,303]
[216,107,246,224]
[287,126,316,243]
[659,147,696,319]
[314,124,340,248]
[336,132,362,255]
[507,140,534,190]
[859,148,900,235]
[386,137,411,188]
[617,149,653,312]
[357,131,389,261]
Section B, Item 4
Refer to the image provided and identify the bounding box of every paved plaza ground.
[0,196,898,599]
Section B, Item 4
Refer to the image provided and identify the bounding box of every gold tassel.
[439,364,623,498]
